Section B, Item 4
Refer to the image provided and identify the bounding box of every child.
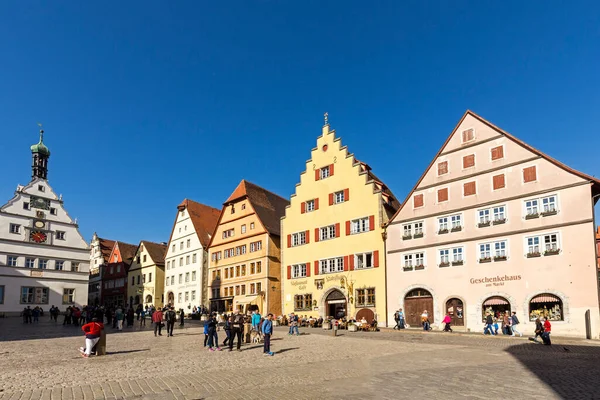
[203,318,209,347]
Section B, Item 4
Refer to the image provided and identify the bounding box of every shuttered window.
[523,166,537,183]
[493,174,506,190]
[463,154,475,169]
[413,194,424,208]
[462,129,474,143]
[437,188,448,203]
[437,161,448,176]
[463,181,476,196]
[491,146,504,160]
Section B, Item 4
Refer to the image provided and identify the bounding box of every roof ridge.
[242,179,288,202]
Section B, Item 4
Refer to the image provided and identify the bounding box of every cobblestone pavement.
[1,318,600,400]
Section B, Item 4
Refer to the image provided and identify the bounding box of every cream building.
[127,241,167,308]
[281,116,399,324]
[163,199,220,311]
[88,233,114,305]
[208,180,288,315]
[386,111,600,337]
[0,128,89,314]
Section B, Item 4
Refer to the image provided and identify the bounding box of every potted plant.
[347,322,357,332]
[525,212,539,220]
[438,228,449,235]
[526,251,541,258]
[413,232,424,238]
[541,209,557,217]
[439,261,450,268]
[451,226,462,232]
[403,266,413,271]
[402,234,412,240]
[479,257,492,263]
[493,218,506,225]
[478,221,491,228]
[322,319,332,330]
[415,264,425,270]
[544,248,560,256]
[452,260,464,266]
[493,255,507,261]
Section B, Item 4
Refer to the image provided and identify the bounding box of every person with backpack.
[510,311,522,337]
[165,307,177,337]
[483,313,495,335]
[229,310,245,352]
[207,313,221,351]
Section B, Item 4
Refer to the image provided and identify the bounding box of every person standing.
[251,310,261,333]
[203,318,210,347]
[542,318,552,345]
[510,311,522,337]
[502,312,511,335]
[207,313,221,351]
[140,308,147,328]
[223,315,232,347]
[115,307,124,331]
[80,318,104,358]
[165,307,177,337]
[179,309,185,327]
[421,310,430,331]
[229,310,245,352]
[262,313,274,356]
[152,307,164,337]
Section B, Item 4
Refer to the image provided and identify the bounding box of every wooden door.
[405,297,434,326]
[446,298,464,326]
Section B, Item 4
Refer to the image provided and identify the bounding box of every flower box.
[541,210,557,217]
[493,218,506,225]
[525,213,539,220]
[403,266,414,271]
[452,260,464,266]
[438,229,449,235]
[544,249,560,256]
[402,235,413,240]
[439,262,450,268]
[526,252,541,258]
[478,221,491,228]
[494,255,507,262]
[451,226,462,232]
[479,257,492,263]
[415,264,425,270]
[413,233,424,239]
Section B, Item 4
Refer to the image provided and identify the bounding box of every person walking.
[179,309,185,327]
[542,318,552,345]
[203,317,210,347]
[483,313,495,335]
[442,313,453,332]
[32,307,40,323]
[165,307,177,337]
[421,310,431,331]
[289,313,300,336]
[207,313,221,351]
[229,310,245,352]
[140,308,147,328]
[152,308,164,337]
[223,315,232,347]
[262,313,274,356]
[502,312,511,335]
[533,317,544,343]
[115,307,124,331]
[510,311,522,337]
[395,309,406,330]
[79,318,104,358]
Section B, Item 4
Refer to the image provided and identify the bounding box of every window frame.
[291,263,307,279]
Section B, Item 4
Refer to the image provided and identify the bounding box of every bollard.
[96,330,107,356]
[244,323,252,343]
[332,323,338,337]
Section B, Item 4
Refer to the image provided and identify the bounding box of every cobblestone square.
[1,318,599,400]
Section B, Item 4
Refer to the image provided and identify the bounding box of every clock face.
[34,220,45,229]
[30,231,47,243]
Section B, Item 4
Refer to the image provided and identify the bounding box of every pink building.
[386,111,600,338]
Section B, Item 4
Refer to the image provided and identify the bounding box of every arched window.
[482,296,510,321]
[405,289,432,298]
[145,295,153,304]
[529,293,563,321]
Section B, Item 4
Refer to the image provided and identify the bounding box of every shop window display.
[529,293,563,321]
[481,296,511,322]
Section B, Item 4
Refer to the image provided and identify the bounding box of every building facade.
[163,199,220,311]
[0,128,90,314]
[281,118,399,324]
[127,241,167,308]
[208,180,288,316]
[88,233,115,305]
[386,111,600,337]
[100,241,137,307]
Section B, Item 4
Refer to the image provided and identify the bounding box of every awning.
[530,294,561,303]
[210,296,234,301]
[327,299,346,304]
[483,297,509,306]
[236,295,259,305]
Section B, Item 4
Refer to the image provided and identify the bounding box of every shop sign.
[470,274,522,287]
[291,279,308,290]
[325,274,343,282]
[30,270,43,277]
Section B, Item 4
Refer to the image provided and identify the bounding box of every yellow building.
[127,241,167,308]
[208,180,289,316]
[281,116,399,324]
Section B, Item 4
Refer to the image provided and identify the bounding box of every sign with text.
[470,275,522,288]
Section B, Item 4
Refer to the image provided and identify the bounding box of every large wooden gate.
[404,289,434,327]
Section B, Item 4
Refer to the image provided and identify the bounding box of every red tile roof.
[98,238,115,264]
[116,241,138,265]
[170,199,221,249]
[141,241,167,265]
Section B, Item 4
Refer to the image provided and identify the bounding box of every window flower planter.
[478,221,491,228]
[402,235,413,240]
[544,249,560,256]
[479,257,492,263]
[413,233,424,239]
[451,226,462,232]
[403,266,414,271]
[493,218,506,225]
[415,264,425,270]
[526,252,541,258]
[541,210,557,217]
[452,260,464,266]
[438,229,449,235]
[525,213,539,220]
[494,255,507,262]
[438,262,450,268]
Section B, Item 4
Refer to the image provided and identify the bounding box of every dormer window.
[38,185,45,192]
[461,128,475,143]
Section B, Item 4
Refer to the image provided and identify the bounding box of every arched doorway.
[134,295,140,305]
[404,288,434,326]
[482,296,510,321]
[355,308,375,323]
[445,298,464,326]
[325,290,346,319]
[167,292,174,305]
[145,294,153,304]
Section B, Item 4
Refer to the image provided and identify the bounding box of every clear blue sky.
[1,2,599,245]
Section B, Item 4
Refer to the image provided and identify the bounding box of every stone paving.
[1,317,600,400]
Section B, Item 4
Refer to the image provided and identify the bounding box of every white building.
[164,199,220,312]
[88,233,115,305]
[0,128,89,315]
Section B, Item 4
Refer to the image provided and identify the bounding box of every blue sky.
[1,2,599,245]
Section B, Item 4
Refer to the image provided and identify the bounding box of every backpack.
[511,315,520,325]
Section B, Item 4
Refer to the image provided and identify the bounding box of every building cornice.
[209,231,269,249]
[0,237,89,253]
[0,249,89,263]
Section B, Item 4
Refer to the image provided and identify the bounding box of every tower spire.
[30,123,51,180]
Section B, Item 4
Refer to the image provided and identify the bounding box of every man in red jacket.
[152,309,164,337]
[542,318,552,345]
[80,318,104,358]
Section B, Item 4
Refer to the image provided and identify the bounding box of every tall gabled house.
[100,240,137,307]
[127,240,167,308]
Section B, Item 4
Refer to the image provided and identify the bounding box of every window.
[224,268,229,279]
[7,256,18,267]
[334,190,345,204]
[542,195,557,214]
[242,265,246,276]
[250,223,255,230]
[355,288,375,307]
[479,209,490,225]
[462,128,474,143]
[236,266,240,277]
[320,225,336,241]
[493,174,505,190]
[544,234,559,253]
[527,237,540,256]
[450,215,462,231]
[9,224,21,234]
[413,194,424,208]
[186,255,190,265]
[185,272,189,282]
[403,224,412,238]
[525,199,539,217]
[25,258,35,268]
[166,277,169,286]
[241,204,246,210]
[415,252,424,267]
[292,264,307,278]
[53,230,66,241]
[250,241,262,251]
[414,222,423,236]
[185,292,189,301]
[439,249,449,265]
[438,217,448,233]
[250,283,255,294]
[63,289,75,304]
[178,274,183,284]
[187,239,191,248]
[192,253,197,263]
[241,225,246,234]
[494,241,507,258]
[132,276,136,286]
[143,254,147,263]
[180,242,184,250]
[172,244,176,253]
[437,188,448,203]
[493,206,506,222]
[137,275,140,285]
[256,261,262,273]
[23,202,30,210]
[170,276,174,285]
[191,290,196,301]
[72,262,80,272]
[306,199,315,212]
[463,181,476,196]
[55,260,64,270]
[437,161,448,176]
[50,208,57,216]
[320,166,331,179]
[235,286,240,295]
[179,257,183,266]
[21,287,49,304]
[351,217,370,234]
[404,254,415,268]
[39,259,48,269]
[167,261,170,270]
[192,271,197,281]
[320,257,344,274]
[529,293,563,321]
[463,154,475,169]
[479,243,491,261]
[294,294,312,311]
[523,166,537,183]
[355,252,373,269]
[491,146,504,160]
[222,229,234,239]
[256,282,262,293]
[143,274,146,283]
[149,273,152,283]
[452,248,463,263]
[526,233,560,256]
[0,286,4,304]
[38,184,45,192]
[178,293,183,303]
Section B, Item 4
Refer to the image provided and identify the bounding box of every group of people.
[483,311,523,336]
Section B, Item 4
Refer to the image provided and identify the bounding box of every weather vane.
[324,112,329,125]
[37,122,44,141]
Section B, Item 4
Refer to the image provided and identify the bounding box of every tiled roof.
[116,241,138,265]
[141,241,167,265]
[226,180,289,236]
[174,199,221,248]
[98,238,115,263]
[356,161,401,213]
[596,226,600,240]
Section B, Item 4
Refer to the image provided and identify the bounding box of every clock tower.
[30,127,50,180]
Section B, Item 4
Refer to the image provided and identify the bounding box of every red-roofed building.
[100,241,137,307]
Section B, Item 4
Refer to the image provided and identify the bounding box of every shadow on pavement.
[275,347,299,354]
[504,343,600,399]
[108,348,150,355]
